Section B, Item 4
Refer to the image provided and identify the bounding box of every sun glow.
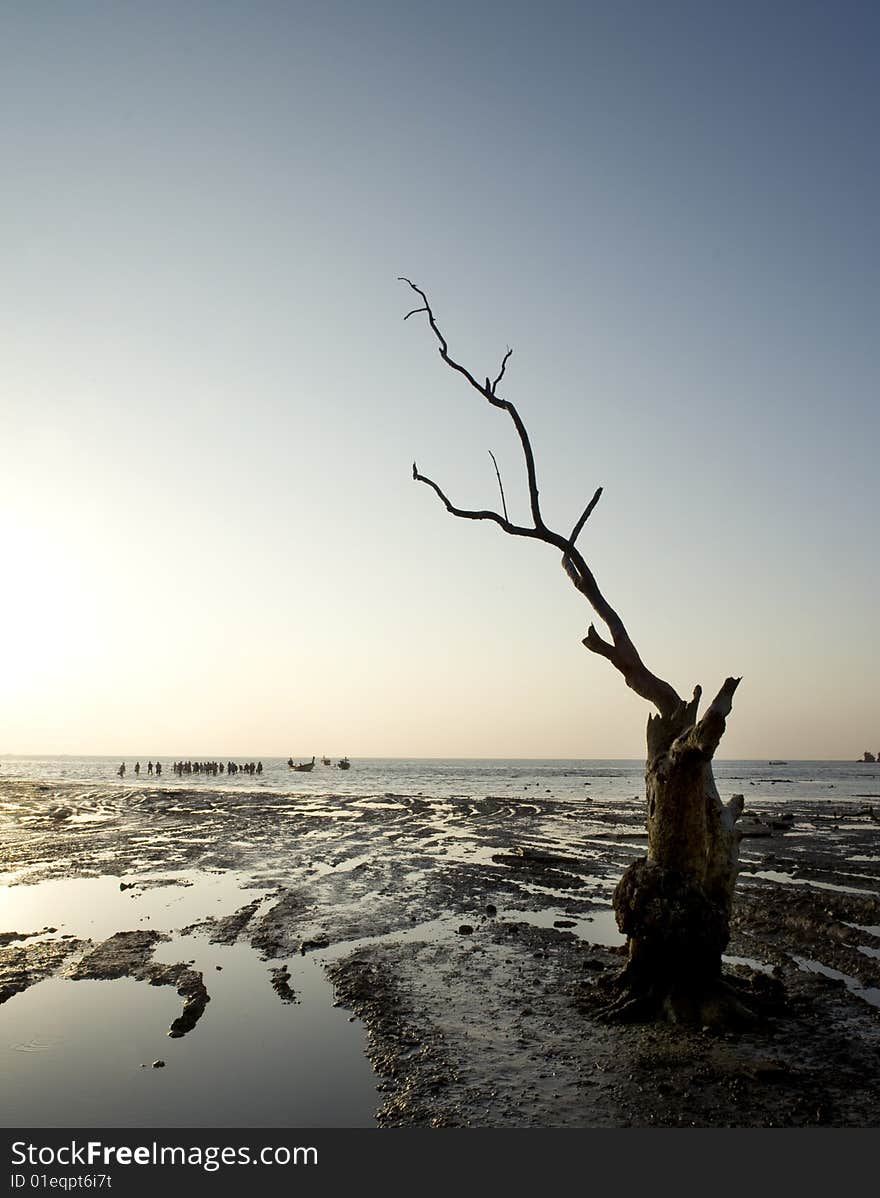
[0,511,110,705]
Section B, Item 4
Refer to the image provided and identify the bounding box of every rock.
[739,820,773,838]
[0,932,36,946]
[70,931,169,980]
[269,965,297,1004]
[770,815,795,830]
[300,934,331,954]
[485,904,497,917]
[143,962,211,1038]
[152,1060,165,1069]
[166,971,210,1038]
[1,938,88,1004]
[181,898,262,944]
[457,925,474,935]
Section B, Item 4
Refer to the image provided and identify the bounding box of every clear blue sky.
[2,1,877,758]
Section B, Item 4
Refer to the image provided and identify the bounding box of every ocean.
[2,754,877,805]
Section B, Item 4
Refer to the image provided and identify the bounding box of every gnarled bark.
[402,280,747,1024]
[603,678,751,1025]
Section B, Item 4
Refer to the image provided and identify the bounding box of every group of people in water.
[174,760,263,776]
[116,760,162,778]
[115,759,263,778]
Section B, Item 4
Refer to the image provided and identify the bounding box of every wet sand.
[0,777,878,1126]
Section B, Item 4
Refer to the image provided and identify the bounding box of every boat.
[290,756,316,772]
[321,756,332,766]
[337,757,351,770]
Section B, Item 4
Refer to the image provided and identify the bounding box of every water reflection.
[0,876,378,1127]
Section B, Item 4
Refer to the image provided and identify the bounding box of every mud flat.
[0,778,878,1127]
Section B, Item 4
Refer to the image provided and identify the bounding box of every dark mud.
[328,920,880,1127]
[1,777,878,1126]
[0,937,88,1006]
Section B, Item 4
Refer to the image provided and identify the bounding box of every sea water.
[3,755,877,805]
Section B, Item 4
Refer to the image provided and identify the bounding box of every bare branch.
[488,450,509,522]
[413,465,538,541]
[403,279,685,718]
[583,623,616,661]
[569,486,603,546]
[398,277,449,355]
[399,278,544,531]
[491,348,513,393]
[580,617,681,715]
[688,677,742,758]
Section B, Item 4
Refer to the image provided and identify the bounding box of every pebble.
[152,1060,166,1069]
[458,925,474,935]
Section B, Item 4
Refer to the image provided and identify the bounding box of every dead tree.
[401,278,751,1026]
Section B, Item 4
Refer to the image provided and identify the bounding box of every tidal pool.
[0,874,378,1127]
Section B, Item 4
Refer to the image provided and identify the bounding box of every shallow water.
[0,871,255,940]
[502,904,624,947]
[0,872,378,1127]
[790,954,880,1011]
[0,977,182,1125]
[4,755,878,805]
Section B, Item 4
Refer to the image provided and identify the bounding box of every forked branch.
[412,461,537,540]
[402,279,683,717]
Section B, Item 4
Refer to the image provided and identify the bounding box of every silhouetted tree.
[401,278,751,1025]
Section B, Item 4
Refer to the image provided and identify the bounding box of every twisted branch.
[402,278,683,717]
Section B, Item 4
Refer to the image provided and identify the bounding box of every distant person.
[117,763,126,777]
[147,761,154,776]
[257,761,263,775]
[134,761,141,776]
[155,762,162,777]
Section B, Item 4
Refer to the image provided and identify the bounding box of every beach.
[0,758,878,1127]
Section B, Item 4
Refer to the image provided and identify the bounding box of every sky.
[1,0,878,759]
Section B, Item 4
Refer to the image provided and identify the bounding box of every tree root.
[595,974,760,1029]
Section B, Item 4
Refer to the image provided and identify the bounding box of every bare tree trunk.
[604,678,754,1025]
